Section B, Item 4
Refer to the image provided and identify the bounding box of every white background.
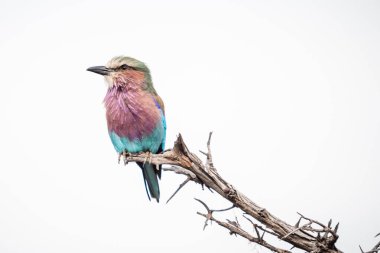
[1,0,379,252]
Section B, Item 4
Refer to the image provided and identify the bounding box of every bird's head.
[87,56,155,92]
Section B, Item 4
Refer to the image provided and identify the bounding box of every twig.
[243,214,278,239]
[360,233,380,253]
[194,198,212,230]
[196,212,291,253]
[296,212,339,243]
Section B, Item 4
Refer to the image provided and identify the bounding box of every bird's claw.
[119,151,130,165]
[143,151,153,165]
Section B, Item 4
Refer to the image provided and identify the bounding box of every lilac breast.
[104,88,160,140]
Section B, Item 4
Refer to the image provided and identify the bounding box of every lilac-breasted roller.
[87,56,166,202]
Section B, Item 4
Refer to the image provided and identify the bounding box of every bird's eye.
[120,64,129,70]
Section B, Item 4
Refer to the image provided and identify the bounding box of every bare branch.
[360,233,380,253]
[120,133,367,252]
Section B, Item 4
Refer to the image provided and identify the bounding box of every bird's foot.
[143,151,153,165]
[119,151,130,165]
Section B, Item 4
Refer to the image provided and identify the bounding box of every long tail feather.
[137,162,161,202]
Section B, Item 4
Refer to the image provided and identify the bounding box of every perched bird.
[87,56,166,202]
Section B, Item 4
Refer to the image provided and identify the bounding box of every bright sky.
[1,1,379,252]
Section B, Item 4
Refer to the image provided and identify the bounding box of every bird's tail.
[137,162,161,202]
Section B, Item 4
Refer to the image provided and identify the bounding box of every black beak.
[86,66,110,76]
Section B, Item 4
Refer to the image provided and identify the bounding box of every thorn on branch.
[334,223,339,234]
[295,217,302,228]
[163,166,209,202]
[166,177,191,204]
[199,150,207,156]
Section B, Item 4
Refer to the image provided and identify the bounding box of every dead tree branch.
[123,133,349,252]
[360,233,380,253]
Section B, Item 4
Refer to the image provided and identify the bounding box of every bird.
[87,56,166,202]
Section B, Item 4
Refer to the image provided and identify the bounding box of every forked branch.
[122,133,361,253]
